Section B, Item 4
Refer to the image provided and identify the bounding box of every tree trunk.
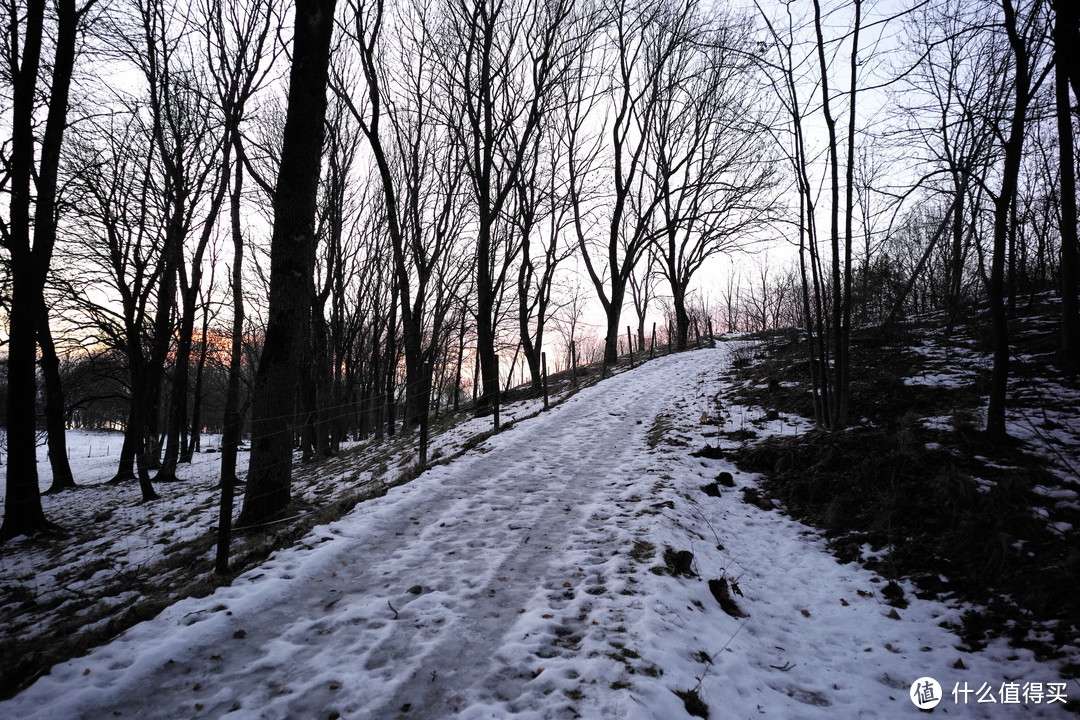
[2,0,84,539]
[110,406,139,483]
[602,284,627,365]
[1054,0,1080,365]
[987,0,1031,439]
[220,155,246,487]
[186,297,212,459]
[40,302,76,493]
[237,0,337,527]
[672,283,690,351]
[157,295,197,482]
[476,222,501,420]
[219,154,246,487]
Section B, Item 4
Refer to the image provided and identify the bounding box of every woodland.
[1,0,1078,567]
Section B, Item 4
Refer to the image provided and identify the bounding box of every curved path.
[6,350,719,720]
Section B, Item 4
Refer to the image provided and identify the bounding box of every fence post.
[493,356,501,431]
[571,340,578,386]
[541,352,550,410]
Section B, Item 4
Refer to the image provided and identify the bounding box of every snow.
[2,345,1076,718]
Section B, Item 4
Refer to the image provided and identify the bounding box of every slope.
[0,343,1074,719]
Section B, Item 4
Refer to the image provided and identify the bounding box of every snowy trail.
[4,345,1075,720]
[5,350,710,720]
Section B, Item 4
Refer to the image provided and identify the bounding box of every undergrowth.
[726,309,1080,667]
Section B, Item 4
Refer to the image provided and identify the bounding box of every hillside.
[0,328,1077,718]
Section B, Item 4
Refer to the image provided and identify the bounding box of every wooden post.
[493,355,501,431]
[571,340,578,386]
[541,352,550,410]
[627,326,635,368]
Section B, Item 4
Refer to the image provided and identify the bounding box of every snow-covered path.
[3,347,1075,719]
[4,351,714,719]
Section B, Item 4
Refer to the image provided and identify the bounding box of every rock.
[716,471,735,487]
[700,483,721,497]
[407,585,423,595]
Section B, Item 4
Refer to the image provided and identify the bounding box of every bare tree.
[336,0,470,465]
[628,251,658,351]
[59,111,164,500]
[897,0,1006,328]
[757,0,875,429]
[436,0,584,425]
[986,0,1051,438]
[513,123,576,392]
[649,13,776,349]
[237,0,338,528]
[1,0,99,539]
[570,0,690,366]
[1052,0,1079,364]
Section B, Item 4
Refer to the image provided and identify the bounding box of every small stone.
[408,585,423,595]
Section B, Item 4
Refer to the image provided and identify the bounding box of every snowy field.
[1,343,1076,718]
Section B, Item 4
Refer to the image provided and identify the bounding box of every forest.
[1,0,1077,552]
[1,0,1079,715]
